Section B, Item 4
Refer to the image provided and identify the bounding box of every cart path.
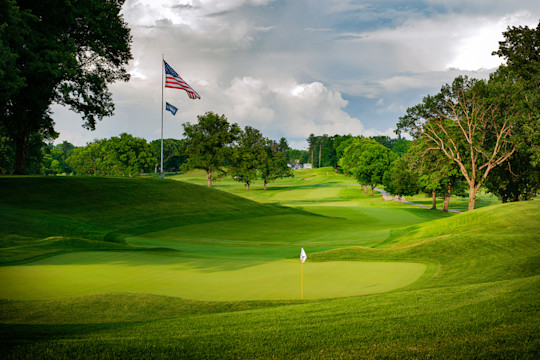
[372,187,464,213]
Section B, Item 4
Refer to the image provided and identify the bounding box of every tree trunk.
[246,182,250,190]
[206,171,212,188]
[364,185,368,194]
[264,181,267,190]
[318,143,322,168]
[468,185,476,211]
[14,135,28,175]
[370,185,374,195]
[443,180,451,212]
[431,189,437,210]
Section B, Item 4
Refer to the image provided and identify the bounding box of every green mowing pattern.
[0,174,539,359]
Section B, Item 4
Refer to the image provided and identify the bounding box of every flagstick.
[301,261,304,300]
[160,54,164,179]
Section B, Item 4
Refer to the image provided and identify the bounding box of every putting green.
[0,251,427,301]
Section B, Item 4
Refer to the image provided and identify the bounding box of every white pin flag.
[300,247,307,263]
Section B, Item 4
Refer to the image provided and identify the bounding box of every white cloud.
[51,0,540,150]
[219,77,391,145]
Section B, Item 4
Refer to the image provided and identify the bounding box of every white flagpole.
[160,54,164,179]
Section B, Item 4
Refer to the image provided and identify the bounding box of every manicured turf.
[0,251,426,301]
[0,171,538,359]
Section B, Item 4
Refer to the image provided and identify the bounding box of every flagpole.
[300,247,307,300]
[301,261,304,300]
[160,54,164,179]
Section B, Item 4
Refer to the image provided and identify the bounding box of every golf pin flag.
[165,102,178,115]
[300,247,307,263]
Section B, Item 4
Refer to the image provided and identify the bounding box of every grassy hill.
[0,176,293,263]
[0,174,538,359]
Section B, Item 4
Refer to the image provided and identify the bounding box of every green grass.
[0,171,539,359]
[0,252,426,301]
[0,176,293,262]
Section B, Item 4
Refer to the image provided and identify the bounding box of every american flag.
[164,60,201,100]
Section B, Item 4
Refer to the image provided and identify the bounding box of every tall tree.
[1,0,132,174]
[382,155,419,202]
[338,137,375,179]
[181,112,240,188]
[483,22,540,201]
[260,141,292,190]
[397,76,520,211]
[278,137,289,154]
[229,126,267,190]
[408,139,466,211]
[354,142,396,195]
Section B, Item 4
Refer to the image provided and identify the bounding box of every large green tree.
[397,22,538,210]
[1,0,132,174]
[382,155,419,202]
[483,22,540,201]
[181,112,240,188]
[354,142,396,195]
[340,138,395,194]
[407,139,466,211]
[397,76,519,211]
[260,142,292,190]
[229,126,267,190]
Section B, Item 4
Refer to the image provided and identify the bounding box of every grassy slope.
[0,174,539,359]
[0,176,293,263]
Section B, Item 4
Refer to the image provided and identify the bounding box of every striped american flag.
[163,60,201,99]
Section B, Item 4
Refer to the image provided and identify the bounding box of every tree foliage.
[67,133,155,176]
[150,139,187,173]
[382,155,419,201]
[482,22,540,201]
[181,112,240,187]
[229,126,268,190]
[0,0,132,174]
[397,75,520,211]
[260,144,292,190]
[42,141,75,175]
[340,138,396,194]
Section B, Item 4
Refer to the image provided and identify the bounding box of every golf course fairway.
[0,251,426,300]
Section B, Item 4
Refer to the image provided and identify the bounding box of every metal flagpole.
[160,54,164,179]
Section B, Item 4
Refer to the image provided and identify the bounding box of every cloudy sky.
[51,0,539,149]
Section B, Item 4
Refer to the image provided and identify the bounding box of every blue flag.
[165,102,178,115]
